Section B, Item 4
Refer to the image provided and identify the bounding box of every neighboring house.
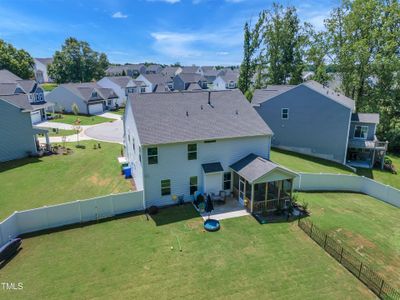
[135,74,171,92]
[0,69,50,124]
[46,82,118,115]
[301,71,314,82]
[181,66,203,75]
[347,113,388,169]
[213,72,239,90]
[145,64,163,74]
[202,67,219,84]
[124,90,298,212]
[98,76,147,106]
[33,58,53,83]
[0,96,50,162]
[252,81,386,169]
[173,73,208,91]
[162,66,182,78]
[106,64,146,77]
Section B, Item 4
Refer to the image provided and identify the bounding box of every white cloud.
[225,0,245,3]
[216,51,229,56]
[112,12,128,19]
[146,0,181,4]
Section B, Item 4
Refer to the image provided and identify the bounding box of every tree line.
[238,0,400,152]
[0,37,109,83]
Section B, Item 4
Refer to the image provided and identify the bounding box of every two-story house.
[135,74,172,93]
[173,73,208,91]
[124,90,298,213]
[213,72,239,90]
[252,80,386,169]
[33,58,53,83]
[0,69,50,124]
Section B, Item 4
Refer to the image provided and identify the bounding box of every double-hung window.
[281,108,289,120]
[161,179,171,196]
[188,144,197,160]
[147,147,158,164]
[354,125,368,139]
[189,176,198,195]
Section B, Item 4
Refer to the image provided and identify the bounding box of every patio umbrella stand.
[203,194,220,232]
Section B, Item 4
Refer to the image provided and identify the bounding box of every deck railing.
[253,197,291,212]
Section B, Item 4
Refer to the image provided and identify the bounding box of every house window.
[132,137,135,152]
[189,176,198,195]
[281,108,289,120]
[92,91,98,98]
[107,100,112,106]
[354,125,368,139]
[140,87,146,93]
[161,179,171,196]
[223,172,231,190]
[147,147,158,164]
[188,144,197,160]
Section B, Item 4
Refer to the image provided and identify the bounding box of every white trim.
[343,110,352,164]
[281,108,289,120]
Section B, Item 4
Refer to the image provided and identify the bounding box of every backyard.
[0,141,131,221]
[298,192,400,289]
[0,205,373,299]
[49,113,114,125]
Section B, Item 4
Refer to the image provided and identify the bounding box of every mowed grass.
[298,192,400,289]
[357,153,400,190]
[40,83,58,92]
[50,113,114,125]
[0,141,131,220]
[0,205,373,299]
[270,148,354,175]
[111,108,125,116]
[46,128,77,137]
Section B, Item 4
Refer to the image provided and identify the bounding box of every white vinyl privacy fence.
[0,191,144,248]
[294,173,400,208]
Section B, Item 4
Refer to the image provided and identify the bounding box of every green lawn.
[50,113,114,125]
[298,192,400,289]
[111,108,125,116]
[0,205,373,299]
[46,128,77,137]
[40,83,58,92]
[0,141,131,221]
[270,148,354,174]
[357,153,400,190]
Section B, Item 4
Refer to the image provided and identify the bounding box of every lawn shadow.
[0,248,22,270]
[0,157,42,173]
[149,203,200,226]
[356,168,374,179]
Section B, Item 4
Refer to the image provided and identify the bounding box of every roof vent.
[208,91,214,108]
[201,105,203,110]
[235,109,239,115]
[186,111,189,117]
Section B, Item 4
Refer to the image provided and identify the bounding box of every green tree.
[262,3,306,85]
[0,39,34,79]
[71,102,79,116]
[48,37,109,83]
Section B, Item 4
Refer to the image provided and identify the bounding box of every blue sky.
[0,0,338,65]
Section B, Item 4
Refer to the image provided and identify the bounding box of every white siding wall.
[97,78,125,106]
[213,77,226,90]
[142,135,271,207]
[46,87,88,114]
[124,101,144,191]
[135,75,153,93]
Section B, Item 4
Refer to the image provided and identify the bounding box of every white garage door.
[88,103,104,115]
[30,111,42,124]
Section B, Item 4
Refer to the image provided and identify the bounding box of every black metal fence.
[298,218,400,300]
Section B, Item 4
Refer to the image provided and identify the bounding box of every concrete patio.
[199,198,250,221]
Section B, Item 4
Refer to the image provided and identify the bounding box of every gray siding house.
[0,97,49,162]
[173,73,208,91]
[253,81,355,164]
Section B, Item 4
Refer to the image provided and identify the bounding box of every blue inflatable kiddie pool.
[204,219,220,232]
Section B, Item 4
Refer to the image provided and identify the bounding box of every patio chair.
[219,191,227,204]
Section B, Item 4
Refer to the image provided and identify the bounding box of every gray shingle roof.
[129,90,272,146]
[0,83,19,95]
[252,85,296,105]
[186,82,202,91]
[106,76,132,88]
[219,72,239,83]
[181,66,200,73]
[60,82,118,102]
[162,66,180,77]
[230,153,297,183]
[35,58,53,65]
[0,94,32,111]
[351,113,379,124]
[178,73,206,83]
[142,73,170,85]
[302,80,355,110]
[0,69,22,83]
[16,80,36,93]
[202,162,223,173]
[252,81,355,110]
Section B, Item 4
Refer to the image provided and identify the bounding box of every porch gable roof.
[230,154,298,183]
[202,162,223,174]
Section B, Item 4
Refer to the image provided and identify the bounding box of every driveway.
[84,119,123,144]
